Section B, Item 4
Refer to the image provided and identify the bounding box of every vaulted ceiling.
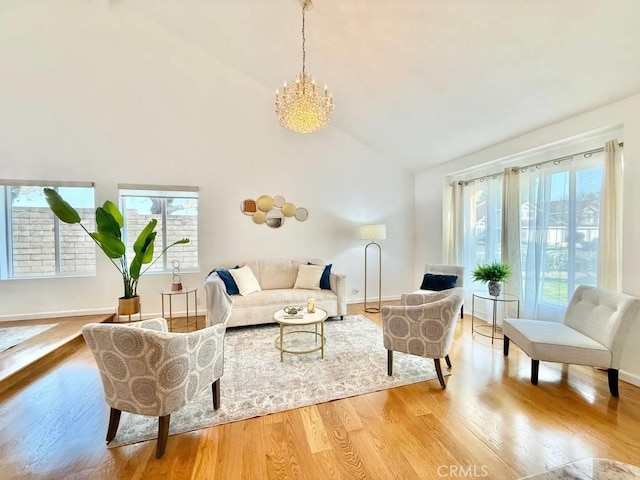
[15,0,640,172]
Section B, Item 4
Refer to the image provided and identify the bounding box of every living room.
[2,1,640,479]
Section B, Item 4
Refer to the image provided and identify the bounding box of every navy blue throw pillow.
[420,273,457,291]
[308,262,332,290]
[216,266,240,295]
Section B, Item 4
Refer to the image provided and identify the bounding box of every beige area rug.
[109,315,447,447]
[0,324,58,353]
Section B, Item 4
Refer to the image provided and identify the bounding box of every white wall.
[0,2,415,319]
[415,91,640,385]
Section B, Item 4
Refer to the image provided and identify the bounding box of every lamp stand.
[364,240,382,313]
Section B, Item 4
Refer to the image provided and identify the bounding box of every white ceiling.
[30,1,640,172]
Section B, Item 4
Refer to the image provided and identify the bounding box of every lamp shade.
[360,224,387,241]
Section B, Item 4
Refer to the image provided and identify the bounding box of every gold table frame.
[273,308,328,362]
[471,292,520,344]
[159,286,198,332]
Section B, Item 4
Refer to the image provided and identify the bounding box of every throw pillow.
[420,273,458,291]
[229,265,262,296]
[308,262,332,290]
[216,266,240,295]
[294,264,325,290]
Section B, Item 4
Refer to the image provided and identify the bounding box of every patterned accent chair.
[382,288,465,389]
[82,317,227,458]
[503,285,640,397]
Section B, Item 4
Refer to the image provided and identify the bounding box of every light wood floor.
[1,303,639,479]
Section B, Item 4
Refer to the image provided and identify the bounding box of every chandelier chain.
[301,5,306,78]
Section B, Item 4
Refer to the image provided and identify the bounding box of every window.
[454,140,616,320]
[519,157,603,310]
[0,181,95,279]
[119,185,199,273]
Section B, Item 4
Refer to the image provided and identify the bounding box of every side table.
[471,292,519,344]
[160,286,199,332]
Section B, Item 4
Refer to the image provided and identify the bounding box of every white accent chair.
[503,285,640,397]
[382,288,465,389]
[415,264,465,318]
[82,317,227,458]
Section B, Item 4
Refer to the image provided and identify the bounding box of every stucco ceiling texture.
[123,1,640,171]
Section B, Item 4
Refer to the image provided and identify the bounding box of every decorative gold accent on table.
[273,307,327,362]
[275,0,333,134]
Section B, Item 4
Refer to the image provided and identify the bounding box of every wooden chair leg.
[106,408,121,442]
[608,369,619,397]
[212,378,221,410]
[460,305,464,319]
[434,358,446,389]
[531,359,539,385]
[156,415,171,459]
[445,354,452,369]
[504,336,510,356]
[387,350,393,376]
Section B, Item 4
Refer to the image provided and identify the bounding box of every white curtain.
[519,165,555,319]
[501,167,522,316]
[597,140,622,291]
[446,182,464,265]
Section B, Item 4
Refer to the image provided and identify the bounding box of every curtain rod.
[454,141,624,186]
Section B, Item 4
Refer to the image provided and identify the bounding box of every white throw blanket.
[204,273,233,327]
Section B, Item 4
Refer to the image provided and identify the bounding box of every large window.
[119,185,199,273]
[458,146,612,319]
[0,181,95,279]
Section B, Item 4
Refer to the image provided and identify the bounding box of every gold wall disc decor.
[294,207,309,221]
[281,203,296,217]
[273,195,286,208]
[243,195,308,228]
[253,211,266,224]
[257,195,274,212]
[241,199,257,215]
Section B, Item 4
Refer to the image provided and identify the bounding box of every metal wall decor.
[241,195,309,228]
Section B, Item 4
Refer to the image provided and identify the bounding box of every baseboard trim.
[620,370,640,387]
[347,295,401,305]
[0,307,118,322]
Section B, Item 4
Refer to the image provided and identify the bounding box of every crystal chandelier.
[275,0,333,133]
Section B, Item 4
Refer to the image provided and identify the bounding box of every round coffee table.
[273,308,328,362]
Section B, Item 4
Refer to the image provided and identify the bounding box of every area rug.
[109,315,446,447]
[0,324,58,353]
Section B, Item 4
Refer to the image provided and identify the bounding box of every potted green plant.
[44,188,189,315]
[472,262,511,296]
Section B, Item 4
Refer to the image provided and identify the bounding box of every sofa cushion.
[258,260,296,290]
[216,266,240,295]
[502,318,611,368]
[294,265,324,290]
[230,265,261,296]
[309,262,332,290]
[231,288,337,308]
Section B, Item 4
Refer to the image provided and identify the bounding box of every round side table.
[160,286,199,332]
[471,292,520,344]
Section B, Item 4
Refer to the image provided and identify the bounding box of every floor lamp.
[360,224,386,313]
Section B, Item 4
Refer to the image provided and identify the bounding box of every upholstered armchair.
[382,288,465,389]
[417,264,465,318]
[503,285,640,397]
[82,317,227,458]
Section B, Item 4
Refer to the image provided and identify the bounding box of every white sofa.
[204,259,346,328]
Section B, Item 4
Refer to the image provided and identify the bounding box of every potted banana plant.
[44,188,189,316]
